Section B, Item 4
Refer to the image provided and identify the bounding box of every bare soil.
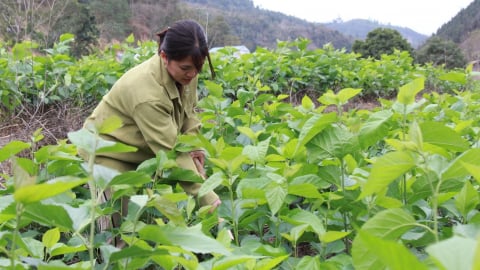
[0,102,94,177]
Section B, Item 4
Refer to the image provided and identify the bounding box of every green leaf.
[23,203,73,230]
[212,255,261,270]
[14,177,88,204]
[397,77,425,105]
[295,256,322,270]
[109,245,168,262]
[301,95,314,110]
[138,224,231,255]
[242,137,270,163]
[427,236,476,270]
[281,209,326,236]
[0,141,31,162]
[420,121,469,152]
[439,71,467,84]
[360,151,415,199]
[462,162,480,184]
[237,126,257,142]
[149,195,186,226]
[358,110,393,149]
[442,149,480,181]
[320,231,351,243]
[288,183,323,198]
[255,255,289,270]
[352,231,427,270]
[297,112,337,150]
[266,180,287,215]
[205,80,223,98]
[317,89,338,106]
[50,244,87,257]
[198,172,224,198]
[337,88,362,104]
[454,181,480,219]
[108,171,152,187]
[42,228,60,249]
[125,33,135,43]
[68,128,136,155]
[98,115,123,134]
[307,125,359,160]
[361,208,416,239]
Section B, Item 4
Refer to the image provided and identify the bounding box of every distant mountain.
[324,19,428,49]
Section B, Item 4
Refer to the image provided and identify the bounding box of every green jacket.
[84,53,218,206]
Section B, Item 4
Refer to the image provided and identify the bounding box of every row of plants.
[0,35,467,115]
[1,36,480,269]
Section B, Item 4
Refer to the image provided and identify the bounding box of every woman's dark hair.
[156,19,215,79]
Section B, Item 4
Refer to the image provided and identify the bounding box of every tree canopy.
[352,28,414,59]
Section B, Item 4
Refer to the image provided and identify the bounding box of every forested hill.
[324,19,428,49]
[435,0,480,61]
[181,0,431,50]
[182,0,353,51]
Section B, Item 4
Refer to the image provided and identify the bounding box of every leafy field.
[1,36,480,269]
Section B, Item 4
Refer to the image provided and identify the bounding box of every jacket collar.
[152,53,180,100]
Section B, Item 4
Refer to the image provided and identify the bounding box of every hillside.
[324,19,428,49]
[435,0,480,62]
[182,0,431,51]
[182,0,353,50]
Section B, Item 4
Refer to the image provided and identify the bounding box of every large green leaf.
[360,151,416,199]
[0,140,31,162]
[14,177,88,204]
[307,125,359,161]
[454,181,480,219]
[242,137,270,163]
[296,112,337,151]
[427,236,477,270]
[281,209,326,236]
[67,129,136,155]
[265,176,287,215]
[205,80,223,98]
[361,208,416,240]
[397,77,424,105]
[198,172,225,198]
[23,203,73,230]
[358,110,393,149]
[138,224,231,255]
[212,255,262,270]
[352,231,427,270]
[442,149,480,181]
[108,171,152,187]
[420,121,469,152]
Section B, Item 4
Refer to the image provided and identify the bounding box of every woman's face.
[161,51,200,86]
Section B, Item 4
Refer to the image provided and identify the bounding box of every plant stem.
[11,203,24,267]
[87,142,99,268]
[228,183,239,246]
[340,160,350,254]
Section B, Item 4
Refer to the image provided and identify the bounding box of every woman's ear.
[160,50,168,63]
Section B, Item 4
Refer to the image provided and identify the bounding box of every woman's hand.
[209,198,222,213]
[190,150,206,178]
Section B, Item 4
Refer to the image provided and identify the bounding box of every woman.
[83,19,221,244]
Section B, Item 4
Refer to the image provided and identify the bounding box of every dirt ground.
[0,103,94,177]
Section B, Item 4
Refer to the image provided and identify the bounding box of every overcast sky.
[251,0,474,35]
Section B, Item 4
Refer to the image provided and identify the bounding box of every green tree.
[90,0,132,41]
[415,36,467,69]
[51,1,99,57]
[352,28,413,59]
